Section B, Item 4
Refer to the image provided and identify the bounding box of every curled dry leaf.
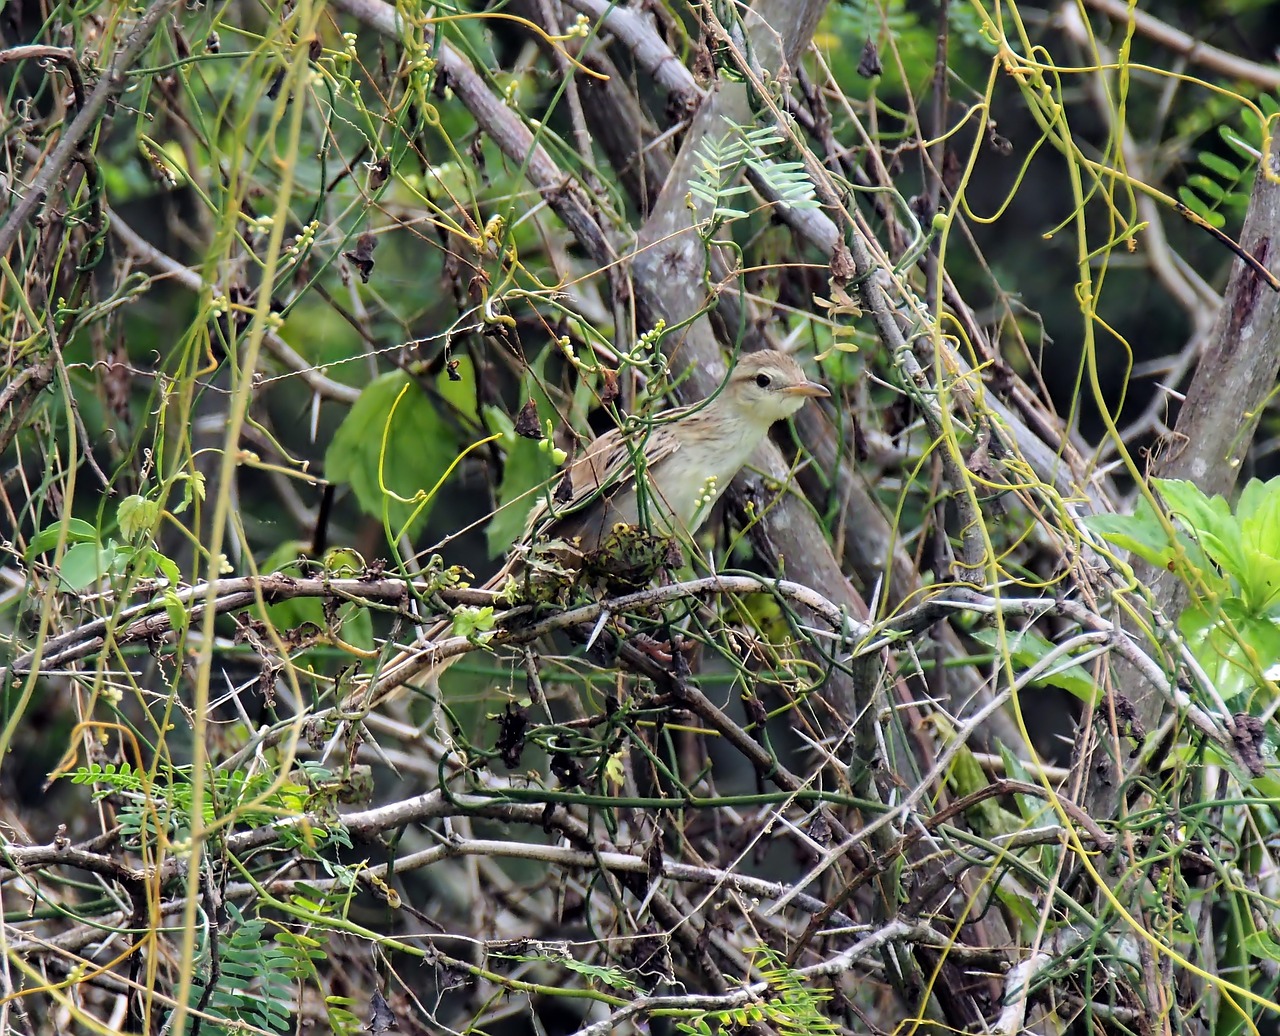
[514,398,542,439]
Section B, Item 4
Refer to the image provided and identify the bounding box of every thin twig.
[0,0,184,257]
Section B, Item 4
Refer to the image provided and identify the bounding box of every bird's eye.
[755,372,772,389]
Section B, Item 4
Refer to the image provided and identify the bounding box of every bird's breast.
[646,417,768,534]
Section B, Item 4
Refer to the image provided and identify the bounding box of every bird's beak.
[783,380,831,399]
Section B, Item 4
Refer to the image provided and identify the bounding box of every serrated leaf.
[162,588,189,638]
[325,372,459,542]
[1082,495,1207,573]
[561,956,641,991]
[1180,599,1280,703]
[118,494,160,542]
[1157,478,1245,583]
[149,549,182,587]
[171,471,206,516]
[451,605,495,640]
[1237,478,1280,564]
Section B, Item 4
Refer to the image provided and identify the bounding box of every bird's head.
[723,351,830,424]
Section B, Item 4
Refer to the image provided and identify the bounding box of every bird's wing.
[521,418,685,542]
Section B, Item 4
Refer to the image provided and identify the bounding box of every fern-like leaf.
[186,904,296,1034]
[690,120,819,222]
[1178,93,1277,230]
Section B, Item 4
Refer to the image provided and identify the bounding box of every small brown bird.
[345,350,828,710]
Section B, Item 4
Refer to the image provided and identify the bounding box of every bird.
[341,349,829,715]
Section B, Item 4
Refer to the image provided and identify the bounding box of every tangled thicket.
[3,0,1280,1033]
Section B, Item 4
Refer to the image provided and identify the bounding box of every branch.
[329,0,616,272]
[1120,119,1280,737]
[0,47,87,110]
[560,0,702,109]
[1075,0,1280,91]
[107,209,361,404]
[4,571,867,680]
[0,0,184,257]
[4,574,418,676]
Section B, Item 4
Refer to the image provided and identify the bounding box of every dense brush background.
[3,0,1280,1033]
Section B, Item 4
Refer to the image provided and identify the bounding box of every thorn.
[585,609,611,652]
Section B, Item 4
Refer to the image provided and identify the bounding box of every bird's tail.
[342,616,457,711]
[318,617,463,766]
[338,557,520,717]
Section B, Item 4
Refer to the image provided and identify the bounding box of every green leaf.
[1197,152,1241,180]
[148,549,183,587]
[560,956,641,991]
[54,541,137,591]
[1186,172,1226,202]
[487,436,557,557]
[59,542,113,591]
[325,372,459,542]
[1083,510,1177,570]
[162,588,189,638]
[171,471,205,516]
[1236,477,1280,609]
[1219,124,1259,159]
[1177,186,1226,227]
[1244,929,1280,963]
[942,735,1023,835]
[1179,599,1280,703]
[253,543,375,654]
[118,494,160,542]
[27,518,99,558]
[1157,479,1245,582]
[992,874,1041,932]
[995,743,1048,826]
[1083,493,1222,577]
[451,605,495,640]
[970,626,1098,703]
[1177,184,1205,214]
[1239,547,1280,614]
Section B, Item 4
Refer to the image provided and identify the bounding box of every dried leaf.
[366,988,397,1033]
[342,232,377,284]
[514,398,542,439]
[830,243,856,284]
[599,366,619,405]
[857,38,882,78]
[367,154,391,191]
[553,467,574,506]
